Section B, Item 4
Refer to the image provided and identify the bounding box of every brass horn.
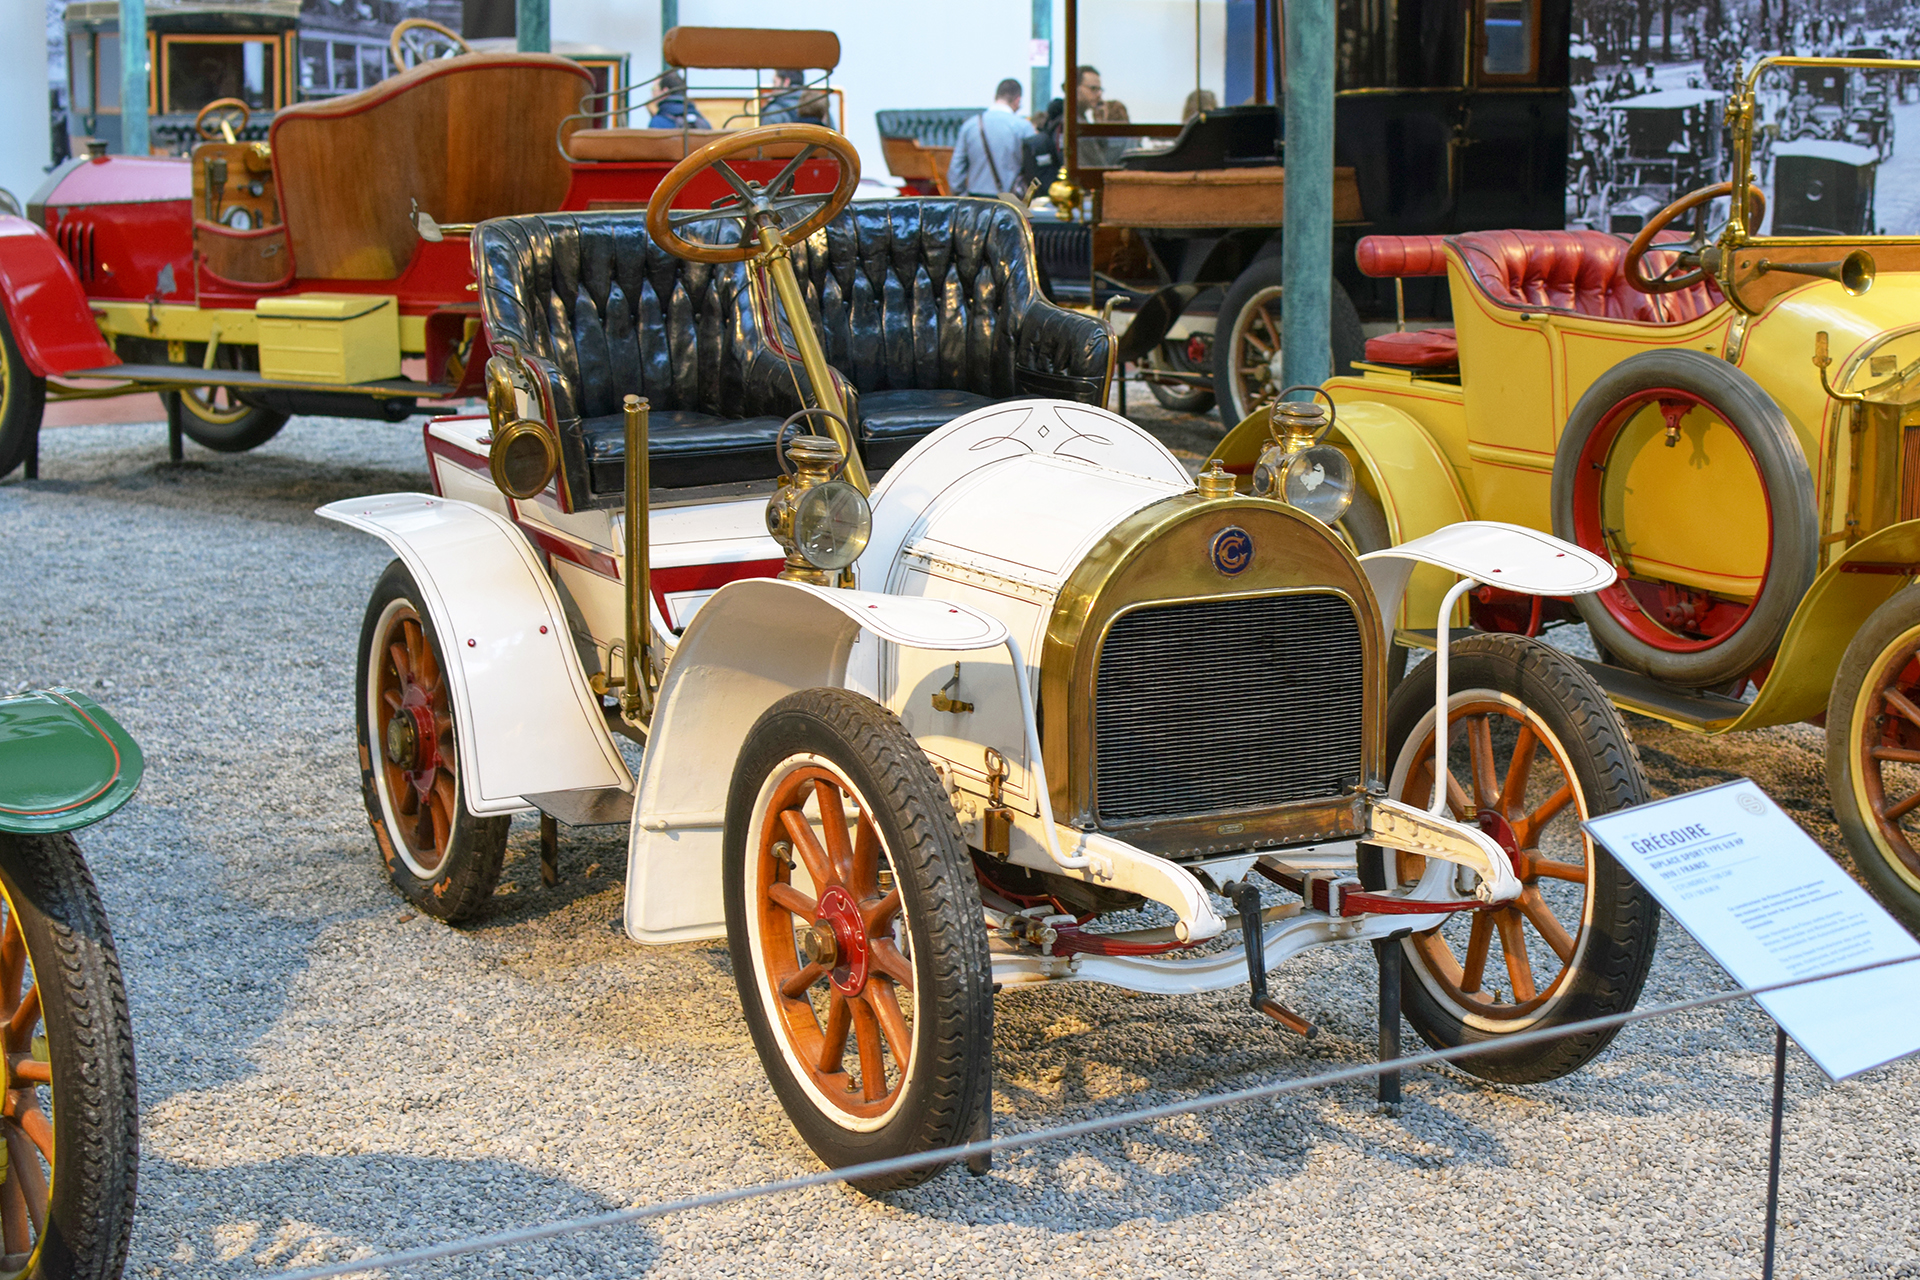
[1756,248,1876,296]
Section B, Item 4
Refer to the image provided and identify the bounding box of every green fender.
[0,689,143,834]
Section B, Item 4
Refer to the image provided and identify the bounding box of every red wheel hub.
[1569,385,1772,655]
[815,885,870,995]
[1477,808,1520,856]
[385,687,440,796]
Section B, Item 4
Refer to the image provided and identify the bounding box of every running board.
[59,363,458,401]
[525,786,634,828]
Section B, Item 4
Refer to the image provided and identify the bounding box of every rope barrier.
[268,950,1920,1279]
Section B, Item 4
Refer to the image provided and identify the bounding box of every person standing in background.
[648,70,712,129]
[947,78,1035,197]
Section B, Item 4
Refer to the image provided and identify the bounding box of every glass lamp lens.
[1281,445,1355,523]
[794,481,872,571]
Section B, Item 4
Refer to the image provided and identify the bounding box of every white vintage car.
[319,125,1660,1189]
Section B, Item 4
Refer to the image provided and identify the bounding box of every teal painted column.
[1031,0,1052,112]
[662,0,679,58]
[1280,0,1332,393]
[119,0,147,155]
[516,0,549,53]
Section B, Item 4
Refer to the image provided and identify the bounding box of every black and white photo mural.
[1566,0,1916,234]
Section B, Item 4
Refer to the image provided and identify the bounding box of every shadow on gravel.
[140,1152,651,1276]
[12,454,429,526]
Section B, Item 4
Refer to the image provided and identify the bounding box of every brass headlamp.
[1250,388,1355,524]
[766,411,872,585]
[484,355,559,501]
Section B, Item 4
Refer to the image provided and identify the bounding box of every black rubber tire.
[1826,583,1920,936]
[355,560,509,923]
[1336,485,1407,690]
[724,688,992,1194]
[1550,348,1816,689]
[164,387,288,453]
[1370,634,1659,1083]
[0,831,139,1280]
[0,310,47,480]
[1212,259,1364,426]
[1143,342,1216,414]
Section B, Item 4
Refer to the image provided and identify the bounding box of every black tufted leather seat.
[475,199,1112,510]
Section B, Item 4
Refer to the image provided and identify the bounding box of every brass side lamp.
[1250,389,1355,524]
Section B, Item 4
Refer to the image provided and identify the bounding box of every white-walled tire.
[723,688,992,1194]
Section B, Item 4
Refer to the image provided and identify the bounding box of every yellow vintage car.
[1213,54,1920,935]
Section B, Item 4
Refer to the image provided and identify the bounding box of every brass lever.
[931,663,973,714]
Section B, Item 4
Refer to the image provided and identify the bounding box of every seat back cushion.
[1449,229,1723,324]
[272,54,591,280]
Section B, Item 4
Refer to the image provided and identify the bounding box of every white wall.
[2,0,52,204]
[550,0,1072,184]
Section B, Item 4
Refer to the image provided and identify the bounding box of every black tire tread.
[164,388,289,454]
[1387,634,1659,1083]
[0,831,139,1280]
[725,688,992,1195]
[0,309,47,480]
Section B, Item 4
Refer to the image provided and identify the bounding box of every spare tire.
[1550,349,1816,689]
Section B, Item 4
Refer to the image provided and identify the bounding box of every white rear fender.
[318,494,633,815]
[626,579,1012,943]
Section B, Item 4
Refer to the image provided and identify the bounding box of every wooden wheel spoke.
[849,813,880,899]
[6,1060,47,1086]
[4,1126,46,1233]
[0,916,21,1018]
[1497,723,1538,815]
[1518,886,1576,962]
[1516,781,1574,846]
[767,881,817,919]
[1444,768,1473,819]
[6,986,39,1051]
[812,781,854,884]
[870,938,915,990]
[1494,907,1538,1002]
[388,641,412,684]
[1870,745,1920,764]
[382,689,403,711]
[0,1147,26,1257]
[1460,912,1494,994]
[13,1106,51,1165]
[780,961,827,999]
[868,982,912,1072]
[1885,787,1920,822]
[779,810,838,890]
[861,889,901,935]
[817,991,850,1075]
[1530,855,1588,883]
[849,997,887,1102]
[1884,686,1920,730]
[1258,306,1283,354]
[1466,714,1499,810]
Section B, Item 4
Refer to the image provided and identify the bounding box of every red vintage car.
[0,24,843,478]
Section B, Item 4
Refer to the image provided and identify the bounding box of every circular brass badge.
[1210,526,1254,576]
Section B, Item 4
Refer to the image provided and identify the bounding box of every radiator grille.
[1093,593,1367,823]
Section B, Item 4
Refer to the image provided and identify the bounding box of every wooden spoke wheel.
[1210,260,1364,426]
[0,832,138,1280]
[389,18,469,71]
[1551,349,1816,689]
[1370,634,1659,1083]
[1828,584,1920,935]
[194,97,250,142]
[355,561,507,922]
[725,689,991,1194]
[163,347,286,454]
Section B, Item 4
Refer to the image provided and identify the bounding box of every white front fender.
[626,579,1010,944]
[318,494,632,815]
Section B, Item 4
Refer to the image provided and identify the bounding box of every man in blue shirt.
[946,78,1037,198]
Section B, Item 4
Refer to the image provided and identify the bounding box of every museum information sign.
[1584,779,1920,1080]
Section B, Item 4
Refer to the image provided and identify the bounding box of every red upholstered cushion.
[1448,230,1723,324]
[1356,234,1450,279]
[1365,328,1458,368]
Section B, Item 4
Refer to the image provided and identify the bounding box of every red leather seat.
[1448,230,1723,324]
[1364,329,1458,367]
[1356,234,1450,279]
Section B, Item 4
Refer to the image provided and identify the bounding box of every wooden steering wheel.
[1625,181,1766,294]
[389,18,470,71]
[195,98,251,143]
[645,125,861,264]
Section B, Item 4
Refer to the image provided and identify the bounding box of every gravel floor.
[4,413,1917,1280]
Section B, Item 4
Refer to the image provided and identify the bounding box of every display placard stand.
[1762,1025,1788,1280]
[1373,936,1402,1112]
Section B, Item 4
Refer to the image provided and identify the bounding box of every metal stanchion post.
[1373,937,1402,1110]
[1762,1023,1788,1280]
